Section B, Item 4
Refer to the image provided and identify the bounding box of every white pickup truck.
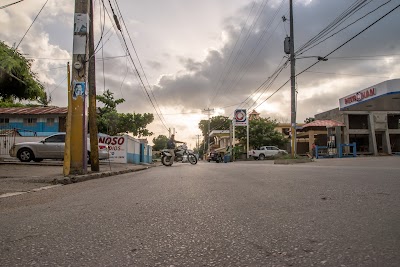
[248,146,287,160]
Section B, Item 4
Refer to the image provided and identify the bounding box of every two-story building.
[314,79,400,155]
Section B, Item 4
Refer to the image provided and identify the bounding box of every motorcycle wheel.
[161,155,173,166]
[187,153,198,165]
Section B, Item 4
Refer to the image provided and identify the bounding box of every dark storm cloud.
[116,0,400,121]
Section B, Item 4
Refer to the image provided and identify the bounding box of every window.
[282,128,290,135]
[44,134,65,143]
[46,118,55,126]
[23,118,37,126]
[0,118,9,125]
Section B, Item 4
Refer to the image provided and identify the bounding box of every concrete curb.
[274,158,314,165]
[53,165,154,185]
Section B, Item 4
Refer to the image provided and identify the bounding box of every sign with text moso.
[98,136,127,163]
[234,109,247,126]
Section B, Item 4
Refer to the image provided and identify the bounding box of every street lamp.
[296,56,328,61]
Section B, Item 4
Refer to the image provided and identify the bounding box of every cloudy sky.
[1,0,399,148]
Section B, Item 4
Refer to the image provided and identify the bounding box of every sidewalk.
[0,159,160,197]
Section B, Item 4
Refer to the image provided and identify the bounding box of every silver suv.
[9,133,109,163]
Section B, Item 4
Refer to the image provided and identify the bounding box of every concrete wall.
[126,136,140,164]
[315,108,344,123]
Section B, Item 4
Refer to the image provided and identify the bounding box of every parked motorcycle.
[161,144,198,166]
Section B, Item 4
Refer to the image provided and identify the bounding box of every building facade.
[0,107,68,136]
[315,79,400,155]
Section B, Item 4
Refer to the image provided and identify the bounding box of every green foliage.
[235,118,288,149]
[96,89,154,136]
[152,135,169,151]
[198,115,230,136]
[198,115,230,151]
[96,89,125,115]
[0,98,25,107]
[304,117,315,123]
[0,41,45,101]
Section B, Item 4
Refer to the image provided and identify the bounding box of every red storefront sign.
[344,88,376,105]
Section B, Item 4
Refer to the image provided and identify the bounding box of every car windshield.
[44,134,65,143]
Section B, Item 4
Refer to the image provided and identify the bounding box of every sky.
[1,0,400,148]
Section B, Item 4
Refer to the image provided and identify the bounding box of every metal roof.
[302,119,345,128]
[0,107,68,115]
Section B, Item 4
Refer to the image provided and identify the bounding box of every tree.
[152,135,169,151]
[96,89,125,115]
[235,118,288,149]
[198,115,230,151]
[304,117,315,123]
[0,41,45,101]
[96,89,154,136]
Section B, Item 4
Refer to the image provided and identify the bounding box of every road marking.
[0,185,62,199]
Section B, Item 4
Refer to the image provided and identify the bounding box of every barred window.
[23,118,37,126]
[0,118,10,124]
[46,118,55,126]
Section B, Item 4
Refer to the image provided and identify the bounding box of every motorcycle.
[161,144,198,166]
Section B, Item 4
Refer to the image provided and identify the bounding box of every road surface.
[1,157,400,266]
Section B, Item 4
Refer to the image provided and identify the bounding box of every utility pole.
[70,0,89,174]
[203,108,214,155]
[196,134,201,152]
[229,120,233,161]
[289,0,297,157]
[63,63,72,176]
[88,0,99,171]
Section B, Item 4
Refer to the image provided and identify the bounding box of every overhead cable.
[15,0,49,50]
[0,0,24,9]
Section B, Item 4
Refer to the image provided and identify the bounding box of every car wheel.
[258,154,265,160]
[33,158,43,162]
[17,148,34,162]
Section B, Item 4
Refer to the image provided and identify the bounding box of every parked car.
[9,133,109,163]
[249,146,287,160]
[206,151,223,163]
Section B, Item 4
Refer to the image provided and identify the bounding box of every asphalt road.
[1,157,400,266]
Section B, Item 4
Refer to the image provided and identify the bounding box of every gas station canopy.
[339,79,400,111]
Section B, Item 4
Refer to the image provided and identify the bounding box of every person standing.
[311,142,316,159]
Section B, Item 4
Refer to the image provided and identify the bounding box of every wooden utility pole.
[203,108,214,155]
[63,62,72,176]
[289,0,297,157]
[195,134,201,152]
[88,0,99,171]
[70,0,89,174]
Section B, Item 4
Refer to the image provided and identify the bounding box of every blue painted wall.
[5,122,59,133]
[127,153,140,164]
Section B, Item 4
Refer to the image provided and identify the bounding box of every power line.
[48,76,67,96]
[26,55,128,61]
[255,2,400,109]
[216,0,287,107]
[15,0,49,50]
[295,0,372,55]
[211,0,277,107]
[209,1,256,107]
[297,2,400,78]
[304,70,390,78]
[298,0,393,56]
[113,0,169,129]
[102,0,169,132]
[0,0,24,9]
